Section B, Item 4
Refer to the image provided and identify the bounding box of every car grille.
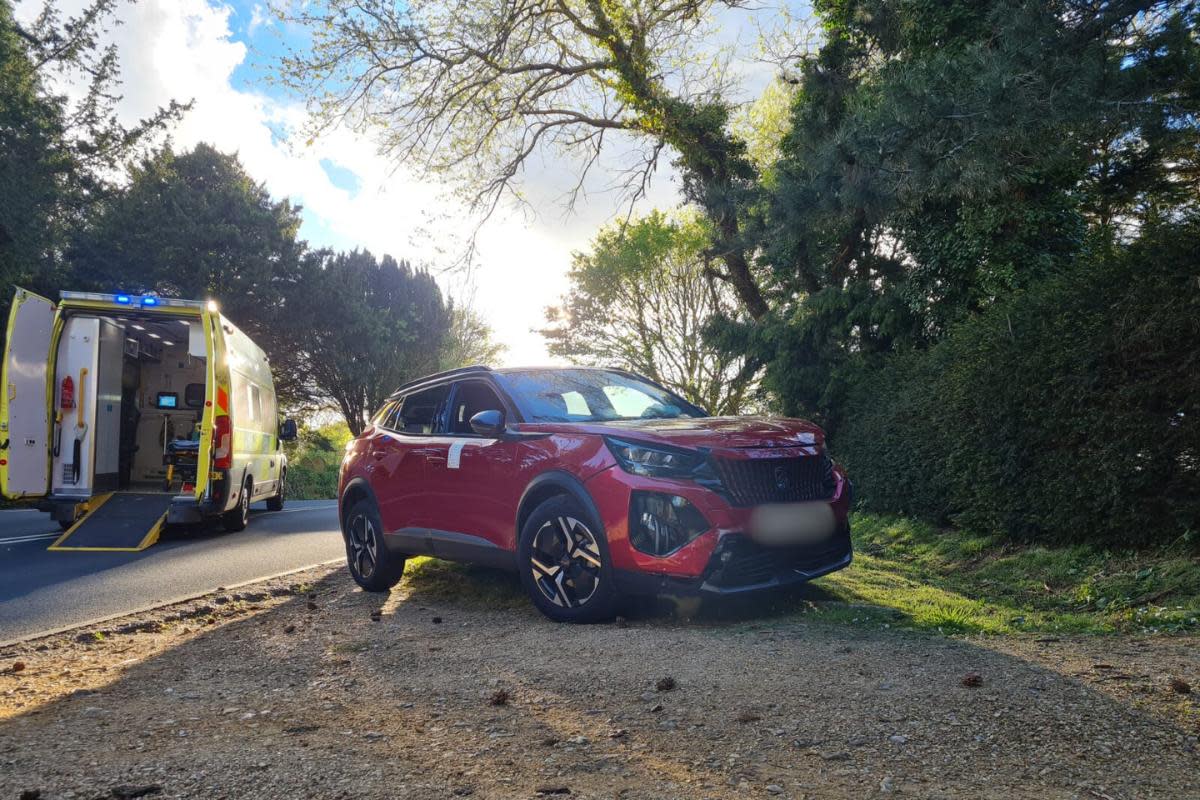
[704,529,851,589]
[710,453,836,507]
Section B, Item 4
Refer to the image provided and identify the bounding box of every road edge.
[0,558,344,648]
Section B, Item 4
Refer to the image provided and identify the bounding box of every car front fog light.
[629,492,709,557]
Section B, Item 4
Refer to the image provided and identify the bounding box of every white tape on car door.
[446,439,498,469]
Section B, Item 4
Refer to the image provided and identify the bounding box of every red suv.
[338,366,852,622]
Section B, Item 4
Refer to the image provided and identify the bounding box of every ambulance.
[0,288,297,550]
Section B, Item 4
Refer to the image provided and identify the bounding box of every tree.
[733,0,1200,421]
[440,301,507,370]
[287,249,452,435]
[275,0,771,318]
[0,0,184,333]
[71,143,309,404]
[541,211,756,414]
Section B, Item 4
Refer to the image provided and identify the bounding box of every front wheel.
[343,498,405,592]
[266,470,285,512]
[518,495,617,623]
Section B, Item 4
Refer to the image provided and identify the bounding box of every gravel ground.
[1,564,1197,800]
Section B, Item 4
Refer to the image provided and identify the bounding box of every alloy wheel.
[348,514,379,579]
[529,516,602,608]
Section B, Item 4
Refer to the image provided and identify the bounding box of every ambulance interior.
[52,311,208,498]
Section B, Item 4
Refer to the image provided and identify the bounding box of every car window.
[372,401,396,427]
[603,385,657,418]
[448,380,506,434]
[497,369,705,423]
[395,384,450,434]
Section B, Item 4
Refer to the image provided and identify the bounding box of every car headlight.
[630,492,710,556]
[604,437,702,478]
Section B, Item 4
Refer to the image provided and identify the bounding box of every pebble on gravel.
[283,624,296,634]
[109,785,162,799]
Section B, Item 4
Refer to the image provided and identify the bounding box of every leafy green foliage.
[440,303,507,371]
[283,420,351,499]
[815,513,1200,634]
[834,218,1200,547]
[275,0,771,316]
[71,144,311,405]
[0,0,184,333]
[72,144,304,304]
[542,211,758,414]
[286,249,451,435]
[735,0,1200,547]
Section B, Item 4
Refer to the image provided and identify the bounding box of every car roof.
[385,365,633,400]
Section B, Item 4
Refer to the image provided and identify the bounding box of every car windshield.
[498,369,706,423]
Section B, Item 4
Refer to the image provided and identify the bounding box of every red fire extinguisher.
[53,375,74,458]
[60,375,75,410]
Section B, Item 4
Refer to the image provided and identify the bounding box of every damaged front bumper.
[613,523,853,597]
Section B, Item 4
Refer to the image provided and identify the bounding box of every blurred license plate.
[749,502,835,546]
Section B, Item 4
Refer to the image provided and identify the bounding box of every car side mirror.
[469,409,505,437]
[279,418,299,441]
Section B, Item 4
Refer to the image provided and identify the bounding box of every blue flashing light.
[115,294,131,304]
[141,296,158,306]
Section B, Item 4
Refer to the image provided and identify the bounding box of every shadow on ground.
[1,564,1196,800]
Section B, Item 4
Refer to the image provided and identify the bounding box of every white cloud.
[247,3,271,35]
[18,0,789,366]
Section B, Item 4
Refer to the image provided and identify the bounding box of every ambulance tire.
[223,478,252,532]
[266,470,285,512]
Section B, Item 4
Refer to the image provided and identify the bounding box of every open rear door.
[1,288,55,499]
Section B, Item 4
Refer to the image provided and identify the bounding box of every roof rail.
[387,365,492,398]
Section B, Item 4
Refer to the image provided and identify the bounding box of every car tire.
[222,478,252,532]
[343,497,405,592]
[266,470,285,512]
[518,494,617,623]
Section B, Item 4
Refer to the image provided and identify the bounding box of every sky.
[17,0,799,365]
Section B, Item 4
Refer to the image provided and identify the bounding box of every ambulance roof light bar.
[60,291,209,310]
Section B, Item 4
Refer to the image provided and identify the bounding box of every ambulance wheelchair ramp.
[48,492,171,552]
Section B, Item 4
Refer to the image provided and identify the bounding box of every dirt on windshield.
[1,563,1197,800]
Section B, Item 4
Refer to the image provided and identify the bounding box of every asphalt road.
[0,499,344,645]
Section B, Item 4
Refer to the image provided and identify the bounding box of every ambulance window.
[261,386,276,426]
[248,384,262,423]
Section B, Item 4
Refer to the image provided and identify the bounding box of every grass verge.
[811,513,1200,635]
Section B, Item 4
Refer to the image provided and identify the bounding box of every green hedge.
[282,421,350,501]
[833,224,1200,547]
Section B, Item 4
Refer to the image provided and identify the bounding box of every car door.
[423,379,520,561]
[1,288,55,500]
[368,384,450,542]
